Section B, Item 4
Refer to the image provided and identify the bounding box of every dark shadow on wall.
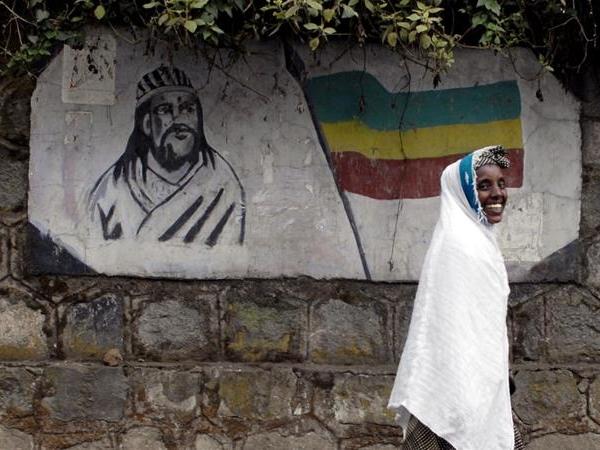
[530,240,580,282]
[506,240,580,282]
[26,223,95,276]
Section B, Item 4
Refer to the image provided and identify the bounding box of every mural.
[27,32,581,281]
[88,66,245,246]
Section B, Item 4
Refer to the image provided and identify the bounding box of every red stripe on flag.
[331,149,524,200]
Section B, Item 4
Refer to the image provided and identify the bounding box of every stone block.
[587,377,600,423]
[544,285,600,363]
[195,434,233,450]
[0,76,32,228]
[0,424,34,450]
[0,282,50,360]
[309,298,391,365]
[61,293,124,359]
[243,430,336,450]
[526,433,600,450]
[311,370,402,440]
[41,364,128,422]
[132,368,199,420]
[580,166,600,238]
[132,294,217,361]
[584,238,600,288]
[0,367,37,417]
[332,374,396,426]
[122,427,166,450]
[392,285,416,360]
[508,283,554,307]
[512,370,585,430]
[581,69,600,119]
[214,368,296,420]
[0,77,34,149]
[0,226,8,281]
[223,295,307,362]
[582,119,600,167]
[63,438,113,450]
[341,444,400,450]
[0,150,27,225]
[511,295,545,362]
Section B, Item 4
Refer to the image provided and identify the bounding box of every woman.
[387,146,524,450]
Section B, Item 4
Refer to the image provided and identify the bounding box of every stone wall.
[0,65,599,449]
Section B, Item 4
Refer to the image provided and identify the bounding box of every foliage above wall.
[0,0,598,88]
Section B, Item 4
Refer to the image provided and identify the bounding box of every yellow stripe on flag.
[321,118,523,160]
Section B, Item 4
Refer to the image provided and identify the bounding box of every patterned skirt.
[403,415,525,450]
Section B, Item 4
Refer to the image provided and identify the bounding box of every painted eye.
[180,102,196,114]
[155,104,172,115]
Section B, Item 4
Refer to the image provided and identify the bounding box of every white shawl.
[388,153,513,449]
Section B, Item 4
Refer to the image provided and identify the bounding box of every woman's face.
[475,164,507,224]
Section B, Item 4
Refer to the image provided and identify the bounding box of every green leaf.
[304,22,320,30]
[35,9,50,22]
[191,0,209,8]
[94,5,106,20]
[323,8,335,22]
[341,4,357,18]
[348,0,359,6]
[386,31,398,47]
[364,0,374,12]
[143,1,160,8]
[323,27,336,34]
[408,30,416,43]
[420,33,431,49]
[309,36,320,50]
[477,0,501,15]
[158,13,169,25]
[306,0,322,11]
[206,3,218,16]
[406,13,420,21]
[285,6,300,18]
[416,24,427,33]
[472,13,487,26]
[184,20,198,32]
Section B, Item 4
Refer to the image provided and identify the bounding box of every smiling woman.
[475,152,509,225]
[476,165,507,224]
[388,146,524,450]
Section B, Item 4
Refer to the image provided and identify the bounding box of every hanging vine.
[0,0,598,88]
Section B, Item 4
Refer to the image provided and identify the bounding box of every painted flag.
[306,72,524,199]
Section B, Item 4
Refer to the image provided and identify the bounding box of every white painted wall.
[28,30,581,281]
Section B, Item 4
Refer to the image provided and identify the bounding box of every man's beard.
[151,124,200,172]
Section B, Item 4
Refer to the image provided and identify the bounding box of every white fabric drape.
[388,155,513,450]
